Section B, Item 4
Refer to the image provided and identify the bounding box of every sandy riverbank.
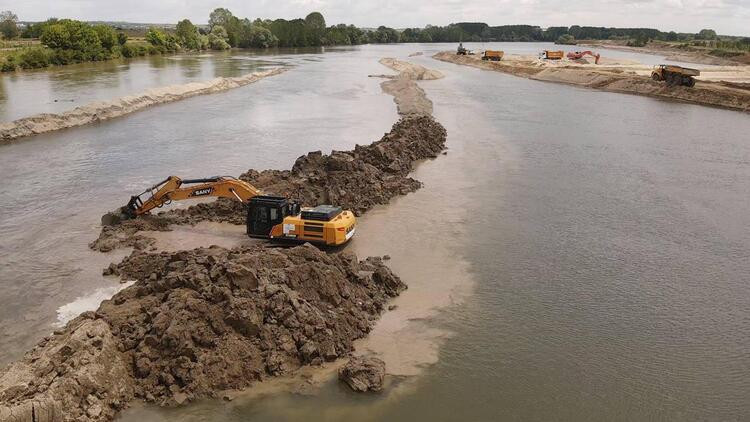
[581,40,750,66]
[434,51,750,112]
[0,68,286,144]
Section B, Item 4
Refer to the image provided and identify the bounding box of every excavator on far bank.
[109,175,356,246]
[566,50,600,64]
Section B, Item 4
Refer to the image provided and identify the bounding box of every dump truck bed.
[664,65,700,77]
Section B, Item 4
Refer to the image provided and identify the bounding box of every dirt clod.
[338,356,386,392]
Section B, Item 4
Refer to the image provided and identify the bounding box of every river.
[1,43,749,420]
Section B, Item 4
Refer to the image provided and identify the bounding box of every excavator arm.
[125,175,262,217]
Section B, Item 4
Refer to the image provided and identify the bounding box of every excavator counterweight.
[107,175,356,246]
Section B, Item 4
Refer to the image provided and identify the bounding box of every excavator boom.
[126,176,261,217]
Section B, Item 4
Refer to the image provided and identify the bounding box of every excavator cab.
[247,196,299,238]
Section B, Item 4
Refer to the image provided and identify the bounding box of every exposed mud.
[0,244,405,421]
[434,51,750,113]
[0,68,286,143]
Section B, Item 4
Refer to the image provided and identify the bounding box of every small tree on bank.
[0,10,19,39]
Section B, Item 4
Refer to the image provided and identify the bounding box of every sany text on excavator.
[118,175,356,246]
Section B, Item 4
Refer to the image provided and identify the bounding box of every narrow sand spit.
[0,68,287,144]
[370,57,443,116]
[434,51,750,112]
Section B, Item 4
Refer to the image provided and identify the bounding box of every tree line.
[2,8,748,72]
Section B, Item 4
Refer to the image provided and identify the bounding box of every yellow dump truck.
[482,50,504,61]
[541,50,564,60]
[651,64,699,87]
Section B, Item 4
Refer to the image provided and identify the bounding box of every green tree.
[41,20,100,51]
[0,10,19,39]
[145,27,166,46]
[208,25,230,49]
[207,33,230,50]
[176,19,201,49]
[209,8,233,30]
[93,25,117,51]
[304,12,326,45]
[117,32,128,45]
[555,34,576,45]
[21,18,57,38]
[696,28,717,40]
[211,25,229,41]
[247,25,277,48]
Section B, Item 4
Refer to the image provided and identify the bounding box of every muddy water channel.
[2,44,750,420]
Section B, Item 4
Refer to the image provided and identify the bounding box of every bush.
[555,34,576,45]
[145,27,167,46]
[1,57,16,72]
[16,47,51,69]
[93,25,118,51]
[208,33,230,50]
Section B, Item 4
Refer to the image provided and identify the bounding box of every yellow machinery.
[482,50,504,61]
[541,50,564,60]
[123,176,356,246]
[651,64,699,87]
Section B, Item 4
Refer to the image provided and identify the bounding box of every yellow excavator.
[119,175,356,246]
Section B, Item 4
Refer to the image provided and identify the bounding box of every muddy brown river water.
[1,43,749,420]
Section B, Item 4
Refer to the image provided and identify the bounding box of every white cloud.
[7,0,749,35]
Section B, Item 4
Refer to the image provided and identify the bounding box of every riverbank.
[0,68,286,144]
[581,39,750,66]
[433,51,750,113]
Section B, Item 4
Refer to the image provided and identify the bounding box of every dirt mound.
[338,356,386,392]
[0,68,286,144]
[92,115,447,251]
[0,244,405,420]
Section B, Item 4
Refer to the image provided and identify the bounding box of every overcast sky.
[6,0,749,36]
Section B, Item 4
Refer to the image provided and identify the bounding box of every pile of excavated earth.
[1,58,447,421]
[434,51,750,112]
[0,245,405,421]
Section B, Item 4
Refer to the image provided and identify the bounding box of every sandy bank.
[581,40,749,66]
[0,68,286,144]
[371,57,444,117]
[434,51,750,113]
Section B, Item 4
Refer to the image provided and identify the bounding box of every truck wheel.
[686,77,695,88]
[652,73,661,81]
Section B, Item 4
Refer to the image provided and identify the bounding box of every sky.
[4,0,749,36]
